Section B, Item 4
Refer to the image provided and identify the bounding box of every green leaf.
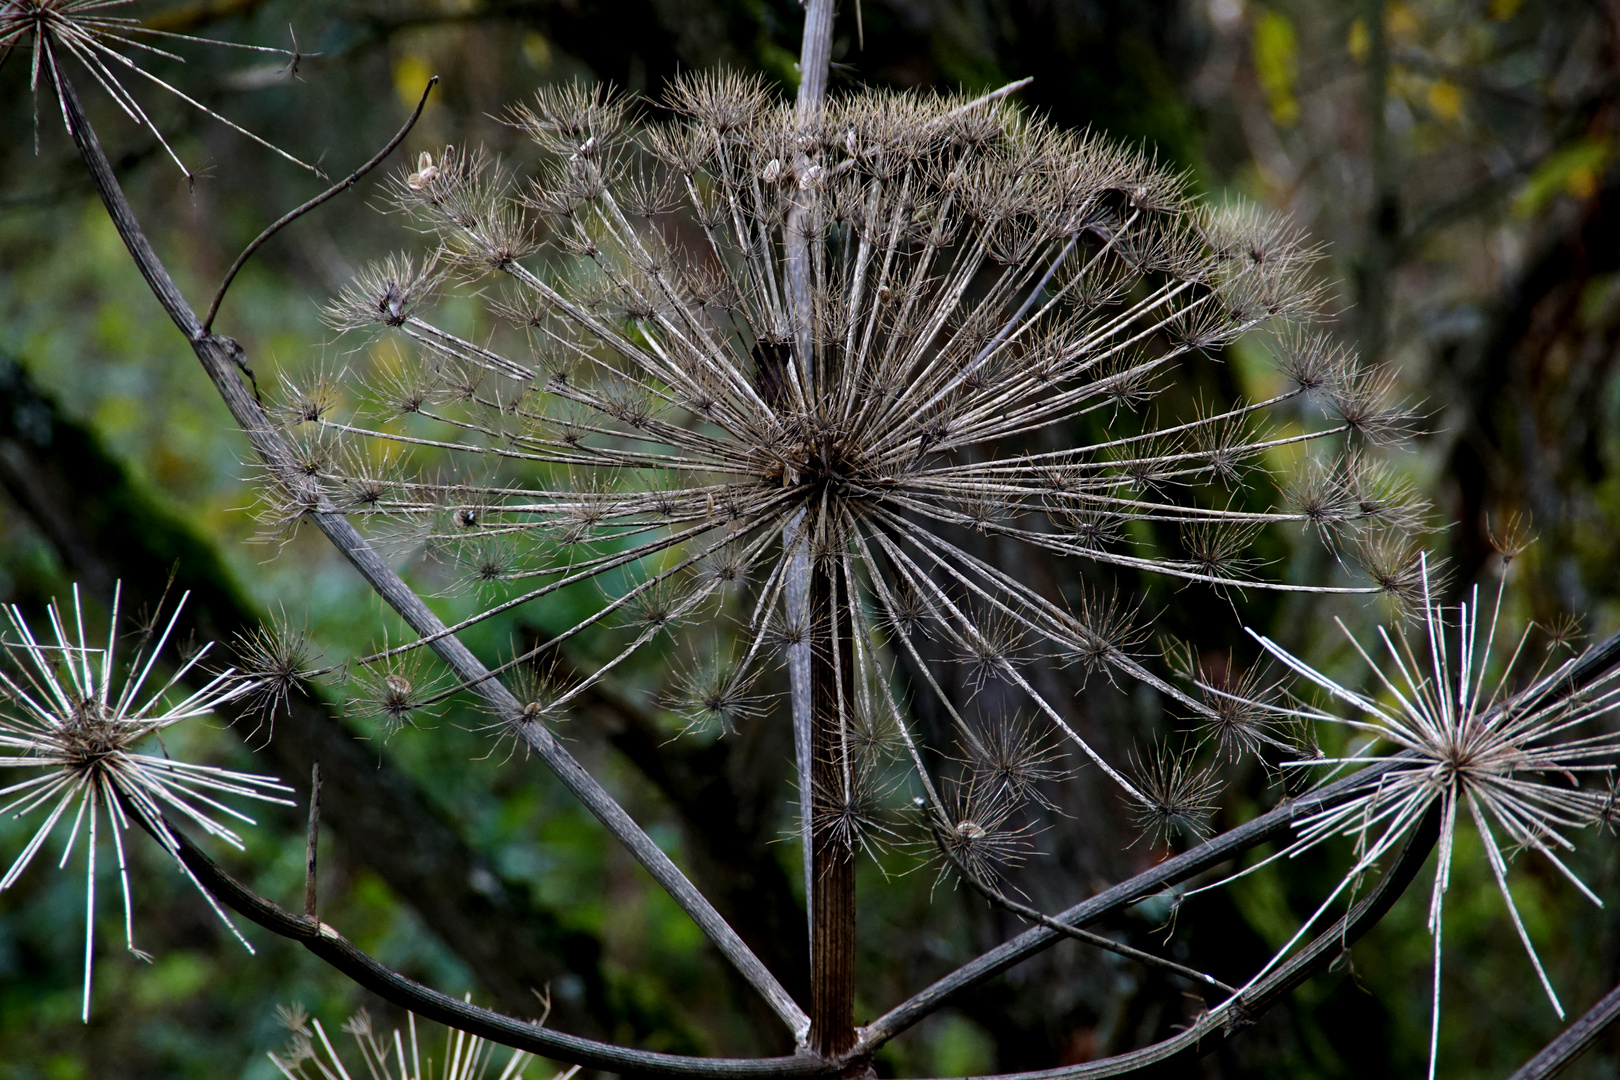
[1253,10,1301,127]
[1514,137,1614,218]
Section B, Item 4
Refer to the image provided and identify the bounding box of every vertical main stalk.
[808,552,856,1057]
[790,0,852,1060]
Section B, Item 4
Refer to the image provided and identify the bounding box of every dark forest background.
[3,0,1620,1077]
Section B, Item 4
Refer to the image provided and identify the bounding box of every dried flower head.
[3,0,320,182]
[669,647,767,736]
[1165,644,1292,762]
[1126,743,1222,847]
[1485,509,1536,566]
[0,583,292,1020]
[349,645,451,735]
[312,78,1416,853]
[958,714,1067,810]
[930,772,1037,888]
[325,253,446,333]
[1240,557,1620,1080]
[232,609,319,729]
[268,1004,564,1080]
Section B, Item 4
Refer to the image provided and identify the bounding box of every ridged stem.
[808,554,857,1056]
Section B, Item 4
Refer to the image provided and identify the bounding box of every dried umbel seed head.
[5,0,321,184]
[350,650,448,735]
[952,613,1028,694]
[960,715,1067,810]
[274,365,344,426]
[455,536,523,598]
[930,775,1036,887]
[1055,585,1147,685]
[668,652,766,736]
[1126,744,1221,848]
[812,769,899,859]
[233,613,321,728]
[1542,611,1584,654]
[501,660,569,730]
[319,76,1421,858]
[324,253,444,332]
[1353,532,1435,611]
[0,584,292,1022]
[1244,556,1620,1079]
[1162,641,1286,762]
[269,1005,537,1080]
[1486,510,1536,565]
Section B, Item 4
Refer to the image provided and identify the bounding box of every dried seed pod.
[1126,744,1221,847]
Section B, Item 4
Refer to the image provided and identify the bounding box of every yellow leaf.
[1387,3,1419,42]
[392,54,435,113]
[1347,17,1369,63]
[1513,137,1614,218]
[1252,11,1300,127]
[523,32,553,72]
[1567,166,1600,201]
[1488,0,1524,19]
[1426,79,1464,123]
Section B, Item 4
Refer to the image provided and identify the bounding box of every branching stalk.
[52,65,810,1044]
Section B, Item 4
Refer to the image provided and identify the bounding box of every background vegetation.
[2,0,1619,1076]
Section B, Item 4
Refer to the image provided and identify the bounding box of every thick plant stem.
[808,554,857,1057]
[787,0,852,1060]
[796,0,837,116]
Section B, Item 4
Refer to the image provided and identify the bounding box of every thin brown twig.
[924,815,1236,995]
[201,76,439,332]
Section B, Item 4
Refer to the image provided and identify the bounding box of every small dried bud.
[1126,745,1221,848]
[406,151,440,191]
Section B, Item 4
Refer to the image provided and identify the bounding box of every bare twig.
[202,76,439,332]
[895,803,1443,1080]
[856,757,1409,1052]
[925,816,1236,996]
